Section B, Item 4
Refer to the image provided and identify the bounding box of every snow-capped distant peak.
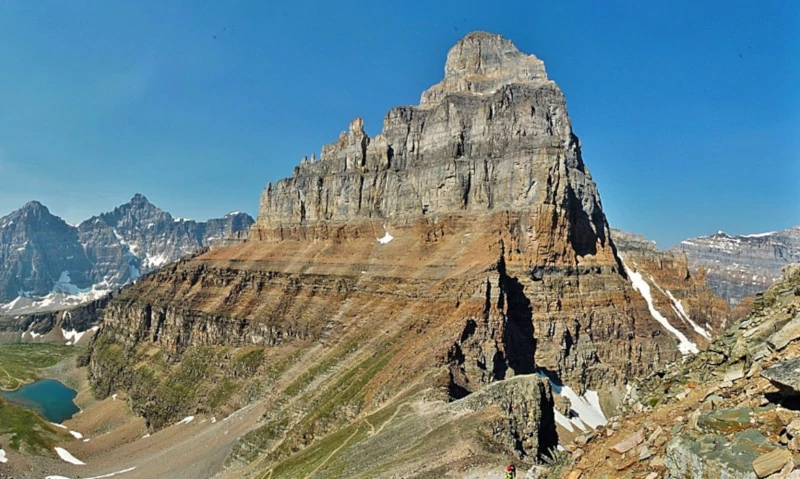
[741,231,776,238]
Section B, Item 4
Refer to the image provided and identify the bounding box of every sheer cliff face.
[257,33,610,265]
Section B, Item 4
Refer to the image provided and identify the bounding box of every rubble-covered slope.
[83,32,729,478]
[561,264,800,479]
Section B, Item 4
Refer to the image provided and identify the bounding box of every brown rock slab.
[610,428,645,454]
[752,448,792,478]
[776,408,795,426]
[696,408,753,434]
[564,471,582,479]
[768,315,800,351]
[615,456,637,471]
[787,419,800,438]
[647,425,664,444]
[789,436,800,453]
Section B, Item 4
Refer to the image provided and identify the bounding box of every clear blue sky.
[0,1,797,247]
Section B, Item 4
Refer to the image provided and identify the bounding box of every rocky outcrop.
[0,195,254,313]
[674,227,800,306]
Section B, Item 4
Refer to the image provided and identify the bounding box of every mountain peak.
[420,31,549,106]
[130,193,150,205]
[22,200,47,211]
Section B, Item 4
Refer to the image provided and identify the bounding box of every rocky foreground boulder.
[82,32,729,478]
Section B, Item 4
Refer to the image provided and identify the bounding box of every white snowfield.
[69,430,84,439]
[622,260,699,355]
[46,467,136,479]
[0,448,7,463]
[54,447,85,465]
[176,415,195,425]
[553,383,607,429]
[663,288,712,340]
[539,372,607,432]
[62,328,87,345]
[377,231,394,245]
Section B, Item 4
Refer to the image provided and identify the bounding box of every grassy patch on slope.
[0,343,76,391]
[0,397,60,452]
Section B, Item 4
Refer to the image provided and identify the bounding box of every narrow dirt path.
[305,422,365,478]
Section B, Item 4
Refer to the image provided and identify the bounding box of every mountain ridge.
[673,226,800,306]
[0,194,254,314]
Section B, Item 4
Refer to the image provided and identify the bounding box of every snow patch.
[742,231,775,238]
[664,289,712,340]
[377,232,394,245]
[623,261,698,355]
[54,447,85,465]
[554,410,574,432]
[0,287,111,316]
[62,328,88,345]
[0,448,6,463]
[53,271,91,296]
[69,430,83,439]
[539,373,608,429]
[145,252,171,268]
[176,415,195,425]
[50,422,68,429]
[47,467,137,479]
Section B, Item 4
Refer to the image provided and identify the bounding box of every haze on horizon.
[0,0,797,248]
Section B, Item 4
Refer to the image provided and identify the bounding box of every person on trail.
[505,464,516,479]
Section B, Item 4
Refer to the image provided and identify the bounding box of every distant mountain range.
[612,226,800,305]
[672,226,800,305]
[0,194,253,314]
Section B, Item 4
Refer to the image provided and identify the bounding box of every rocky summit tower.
[85,32,725,477]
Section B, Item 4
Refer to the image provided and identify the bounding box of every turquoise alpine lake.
[1,378,80,423]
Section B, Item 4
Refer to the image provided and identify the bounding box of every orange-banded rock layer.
[97,213,705,399]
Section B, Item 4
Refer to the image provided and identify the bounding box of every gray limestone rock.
[762,358,800,396]
[666,429,776,479]
[768,315,800,351]
[257,33,610,261]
